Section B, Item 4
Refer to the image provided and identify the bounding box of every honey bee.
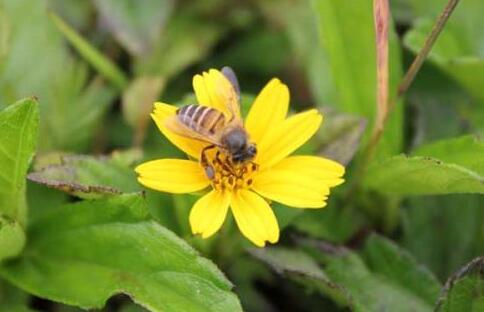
[165,67,257,180]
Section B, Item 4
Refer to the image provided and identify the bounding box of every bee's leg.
[201,145,217,180]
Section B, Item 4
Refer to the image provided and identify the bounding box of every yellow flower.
[135,69,345,247]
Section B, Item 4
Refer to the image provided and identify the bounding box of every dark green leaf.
[302,235,441,311]
[248,247,352,309]
[363,154,484,195]
[252,235,441,311]
[0,194,242,311]
[436,257,484,311]
[403,194,484,279]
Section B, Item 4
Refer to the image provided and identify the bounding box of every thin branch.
[397,0,461,97]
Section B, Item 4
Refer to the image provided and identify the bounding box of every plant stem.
[397,0,461,97]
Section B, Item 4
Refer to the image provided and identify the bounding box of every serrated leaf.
[28,152,141,199]
[304,235,440,311]
[436,257,484,311]
[0,194,242,312]
[364,155,484,195]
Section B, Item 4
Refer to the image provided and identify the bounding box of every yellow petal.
[151,102,207,159]
[256,109,323,168]
[245,78,289,144]
[251,156,345,208]
[189,190,230,239]
[135,159,209,194]
[231,190,279,247]
[192,69,234,117]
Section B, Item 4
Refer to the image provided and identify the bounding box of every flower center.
[207,149,258,192]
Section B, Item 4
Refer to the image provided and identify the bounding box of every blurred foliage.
[0,0,483,311]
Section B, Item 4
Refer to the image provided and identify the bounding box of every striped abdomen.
[176,104,226,136]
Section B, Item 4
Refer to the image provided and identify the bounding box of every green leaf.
[365,136,484,195]
[248,247,352,308]
[361,235,443,305]
[0,98,38,226]
[436,257,484,311]
[28,151,141,199]
[92,0,175,56]
[413,135,484,175]
[363,154,484,195]
[0,194,242,311]
[253,235,441,311]
[309,235,441,311]
[50,13,128,90]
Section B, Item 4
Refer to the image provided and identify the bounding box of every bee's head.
[231,143,257,163]
[223,128,257,163]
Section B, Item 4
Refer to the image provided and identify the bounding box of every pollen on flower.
[208,148,259,192]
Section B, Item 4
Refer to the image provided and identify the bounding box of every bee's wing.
[221,66,243,125]
[164,115,220,146]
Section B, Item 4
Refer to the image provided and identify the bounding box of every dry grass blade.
[373,0,390,133]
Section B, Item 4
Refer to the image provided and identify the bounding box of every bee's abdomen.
[177,104,225,135]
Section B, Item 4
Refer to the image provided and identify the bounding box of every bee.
[165,67,257,180]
